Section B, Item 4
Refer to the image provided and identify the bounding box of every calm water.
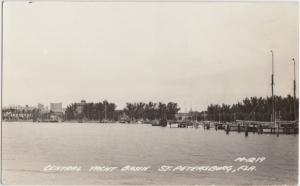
[2,122,298,185]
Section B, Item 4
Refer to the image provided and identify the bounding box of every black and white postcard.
[1,0,298,185]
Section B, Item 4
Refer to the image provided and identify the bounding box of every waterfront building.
[50,103,63,113]
[48,102,63,122]
[37,103,49,114]
[175,112,201,121]
[76,100,86,114]
[2,105,36,121]
[37,103,44,110]
[119,112,130,123]
[175,113,192,121]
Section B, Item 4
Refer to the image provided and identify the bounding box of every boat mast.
[270,50,275,124]
[292,58,297,121]
[104,102,107,120]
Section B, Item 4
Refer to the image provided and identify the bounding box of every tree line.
[3,95,298,123]
[205,95,298,122]
[65,101,181,121]
[65,101,117,121]
[124,102,180,121]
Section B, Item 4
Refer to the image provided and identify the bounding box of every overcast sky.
[3,1,298,111]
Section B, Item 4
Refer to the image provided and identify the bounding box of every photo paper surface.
[1,1,298,185]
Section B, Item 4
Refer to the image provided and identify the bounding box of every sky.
[2,1,299,111]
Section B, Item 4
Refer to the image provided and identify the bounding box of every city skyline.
[2,1,298,111]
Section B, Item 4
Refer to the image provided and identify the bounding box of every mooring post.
[245,124,248,137]
[276,121,279,137]
[226,124,230,135]
[259,124,263,134]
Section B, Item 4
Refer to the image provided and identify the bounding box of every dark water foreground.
[2,122,298,185]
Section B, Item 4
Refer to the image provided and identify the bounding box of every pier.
[167,119,298,136]
[196,120,299,136]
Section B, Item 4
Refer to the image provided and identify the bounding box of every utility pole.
[292,58,297,121]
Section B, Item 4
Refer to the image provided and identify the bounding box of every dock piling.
[245,124,248,137]
[276,122,279,137]
[226,124,230,135]
[259,125,263,134]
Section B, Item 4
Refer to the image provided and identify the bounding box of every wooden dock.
[167,120,298,136]
[163,119,298,137]
[219,120,298,136]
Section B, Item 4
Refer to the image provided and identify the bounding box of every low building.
[175,112,201,121]
[175,113,192,121]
